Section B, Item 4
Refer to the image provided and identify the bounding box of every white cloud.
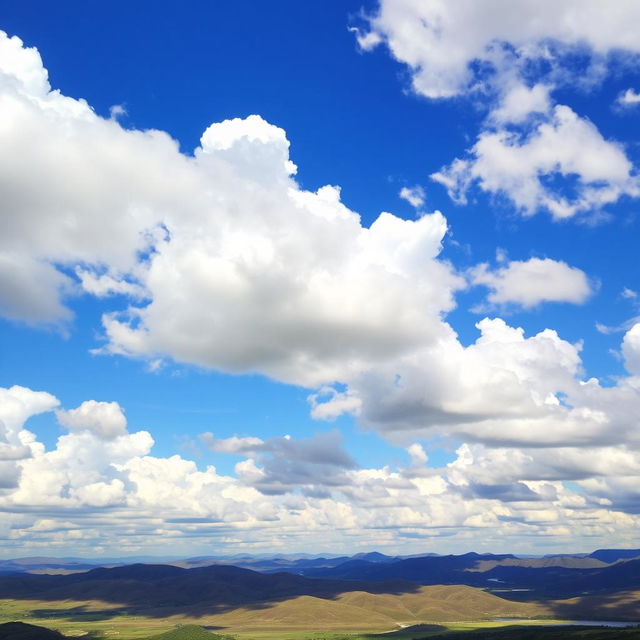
[199,114,297,182]
[470,257,592,309]
[0,32,198,325]
[75,268,146,299]
[0,385,59,434]
[98,204,461,387]
[407,443,428,466]
[12,429,154,509]
[618,88,640,106]
[315,319,640,456]
[0,386,58,490]
[308,386,362,420]
[109,104,126,119]
[622,323,640,376]
[490,83,551,124]
[0,30,49,96]
[56,400,128,440]
[342,318,582,443]
[399,185,425,208]
[448,442,640,487]
[359,0,640,99]
[432,105,638,220]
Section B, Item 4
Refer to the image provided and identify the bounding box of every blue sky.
[1,0,640,557]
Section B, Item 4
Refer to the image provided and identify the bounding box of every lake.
[493,619,639,627]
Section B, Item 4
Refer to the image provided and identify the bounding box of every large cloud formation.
[358,0,640,219]
[1,29,640,553]
[0,31,461,388]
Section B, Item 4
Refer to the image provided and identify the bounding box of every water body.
[494,618,639,628]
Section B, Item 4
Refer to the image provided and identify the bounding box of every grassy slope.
[0,585,541,636]
[543,590,640,621]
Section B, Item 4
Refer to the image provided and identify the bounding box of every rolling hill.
[590,550,640,564]
[0,622,65,639]
[157,584,543,631]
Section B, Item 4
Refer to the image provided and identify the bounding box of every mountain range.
[1,547,636,576]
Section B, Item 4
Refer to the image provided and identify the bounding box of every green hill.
[148,624,234,640]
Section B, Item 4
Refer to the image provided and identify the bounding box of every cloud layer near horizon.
[1,383,639,555]
[1,26,640,554]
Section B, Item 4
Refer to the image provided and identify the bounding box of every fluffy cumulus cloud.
[622,323,640,376]
[100,205,460,387]
[0,386,58,490]
[358,0,640,219]
[432,105,638,220]
[470,257,593,309]
[357,0,640,99]
[1,383,639,555]
[0,32,193,325]
[56,401,128,440]
[323,319,640,455]
[0,30,461,388]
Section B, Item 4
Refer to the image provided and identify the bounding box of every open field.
[2,619,640,640]
[0,585,540,637]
